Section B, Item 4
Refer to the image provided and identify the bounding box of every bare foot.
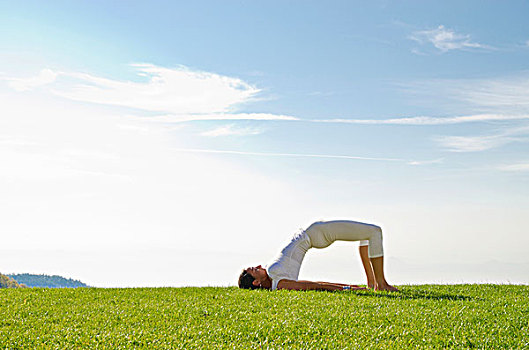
[375,283,399,292]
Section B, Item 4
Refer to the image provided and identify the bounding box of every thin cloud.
[307,91,335,97]
[410,48,428,56]
[449,76,529,112]
[407,158,444,166]
[172,147,443,166]
[0,136,38,146]
[2,65,290,118]
[171,148,405,162]
[315,114,529,125]
[199,125,264,137]
[498,162,529,172]
[435,134,514,152]
[400,74,529,115]
[54,63,260,114]
[5,68,58,91]
[1,64,299,123]
[136,113,298,123]
[409,25,489,52]
[435,125,529,152]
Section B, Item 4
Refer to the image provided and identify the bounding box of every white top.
[266,230,312,290]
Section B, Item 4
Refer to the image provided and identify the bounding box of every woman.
[238,220,398,291]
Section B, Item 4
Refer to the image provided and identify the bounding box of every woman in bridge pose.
[238,220,398,292]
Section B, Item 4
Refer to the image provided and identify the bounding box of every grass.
[1,285,528,348]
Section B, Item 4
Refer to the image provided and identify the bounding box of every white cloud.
[5,68,58,91]
[138,112,298,123]
[497,162,529,172]
[52,63,260,114]
[435,134,513,152]
[307,91,335,97]
[171,147,405,162]
[449,76,529,111]
[315,114,529,125]
[1,64,301,124]
[1,64,301,123]
[2,64,269,115]
[200,124,264,137]
[435,125,529,152]
[410,48,427,56]
[407,158,444,166]
[400,74,529,115]
[410,25,488,52]
[0,136,38,146]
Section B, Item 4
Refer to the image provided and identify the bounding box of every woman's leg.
[358,224,397,291]
[311,220,398,291]
[370,256,398,291]
[359,245,376,288]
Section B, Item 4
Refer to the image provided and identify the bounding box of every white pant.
[305,220,384,258]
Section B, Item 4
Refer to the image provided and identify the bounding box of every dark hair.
[238,270,259,289]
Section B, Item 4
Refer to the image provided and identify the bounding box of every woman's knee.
[368,226,384,258]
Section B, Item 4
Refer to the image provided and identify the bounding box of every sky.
[1,1,528,287]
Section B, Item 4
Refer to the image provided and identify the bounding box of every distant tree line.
[6,274,89,288]
[0,273,26,288]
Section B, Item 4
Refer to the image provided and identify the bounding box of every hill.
[0,273,25,288]
[7,273,89,288]
[0,285,527,348]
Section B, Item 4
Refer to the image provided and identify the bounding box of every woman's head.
[238,265,269,289]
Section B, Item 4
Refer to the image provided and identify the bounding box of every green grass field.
[1,285,528,349]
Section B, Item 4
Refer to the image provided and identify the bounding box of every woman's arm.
[315,281,362,287]
[277,279,366,291]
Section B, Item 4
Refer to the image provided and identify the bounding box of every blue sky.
[1,1,528,286]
